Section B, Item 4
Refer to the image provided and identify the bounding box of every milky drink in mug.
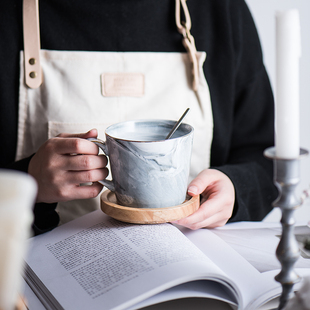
[89,119,194,209]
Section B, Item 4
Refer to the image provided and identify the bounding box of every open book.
[23,209,310,310]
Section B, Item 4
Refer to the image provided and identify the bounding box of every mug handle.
[87,138,115,192]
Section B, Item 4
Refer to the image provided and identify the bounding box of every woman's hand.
[28,129,108,203]
[174,169,235,229]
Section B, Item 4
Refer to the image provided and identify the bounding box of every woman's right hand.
[28,129,108,203]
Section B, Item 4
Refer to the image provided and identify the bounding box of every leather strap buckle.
[23,0,43,89]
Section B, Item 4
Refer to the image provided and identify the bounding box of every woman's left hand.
[173,169,235,229]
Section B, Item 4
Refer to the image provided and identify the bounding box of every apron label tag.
[101,73,144,97]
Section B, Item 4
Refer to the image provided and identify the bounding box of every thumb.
[187,169,216,197]
[57,129,98,139]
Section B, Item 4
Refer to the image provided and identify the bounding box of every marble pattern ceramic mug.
[89,119,194,209]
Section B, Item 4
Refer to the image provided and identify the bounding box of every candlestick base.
[264,147,309,310]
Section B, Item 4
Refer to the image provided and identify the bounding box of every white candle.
[276,9,301,159]
[0,171,37,310]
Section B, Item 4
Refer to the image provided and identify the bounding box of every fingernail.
[188,185,198,195]
[88,128,97,134]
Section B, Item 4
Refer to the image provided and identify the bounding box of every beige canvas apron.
[17,0,214,224]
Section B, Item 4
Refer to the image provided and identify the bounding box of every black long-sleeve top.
[0,0,278,235]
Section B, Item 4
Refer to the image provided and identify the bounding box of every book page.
[213,225,310,272]
[25,210,239,310]
[180,223,310,309]
[127,281,238,310]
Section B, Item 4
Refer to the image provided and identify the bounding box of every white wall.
[245,0,310,221]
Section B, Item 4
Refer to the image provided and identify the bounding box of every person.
[0,0,277,235]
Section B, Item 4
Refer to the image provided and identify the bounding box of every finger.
[67,167,109,184]
[183,210,230,229]
[174,201,215,229]
[57,129,98,139]
[58,182,104,201]
[62,154,108,171]
[187,169,218,197]
[175,210,227,230]
[174,198,232,230]
[75,182,104,200]
[52,137,100,155]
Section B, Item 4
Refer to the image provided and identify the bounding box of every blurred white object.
[284,276,310,309]
[0,170,37,310]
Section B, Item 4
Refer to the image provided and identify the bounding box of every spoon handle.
[165,108,190,139]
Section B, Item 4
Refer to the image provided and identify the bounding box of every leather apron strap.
[22,0,199,91]
[175,0,199,91]
[23,0,43,89]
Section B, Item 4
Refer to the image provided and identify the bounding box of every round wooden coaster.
[100,190,199,224]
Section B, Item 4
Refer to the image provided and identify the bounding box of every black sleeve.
[208,0,278,221]
[216,68,277,222]
[32,202,60,236]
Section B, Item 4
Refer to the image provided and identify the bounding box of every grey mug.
[89,119,194,209]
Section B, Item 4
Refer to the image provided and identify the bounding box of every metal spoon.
[165,108,190,139]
